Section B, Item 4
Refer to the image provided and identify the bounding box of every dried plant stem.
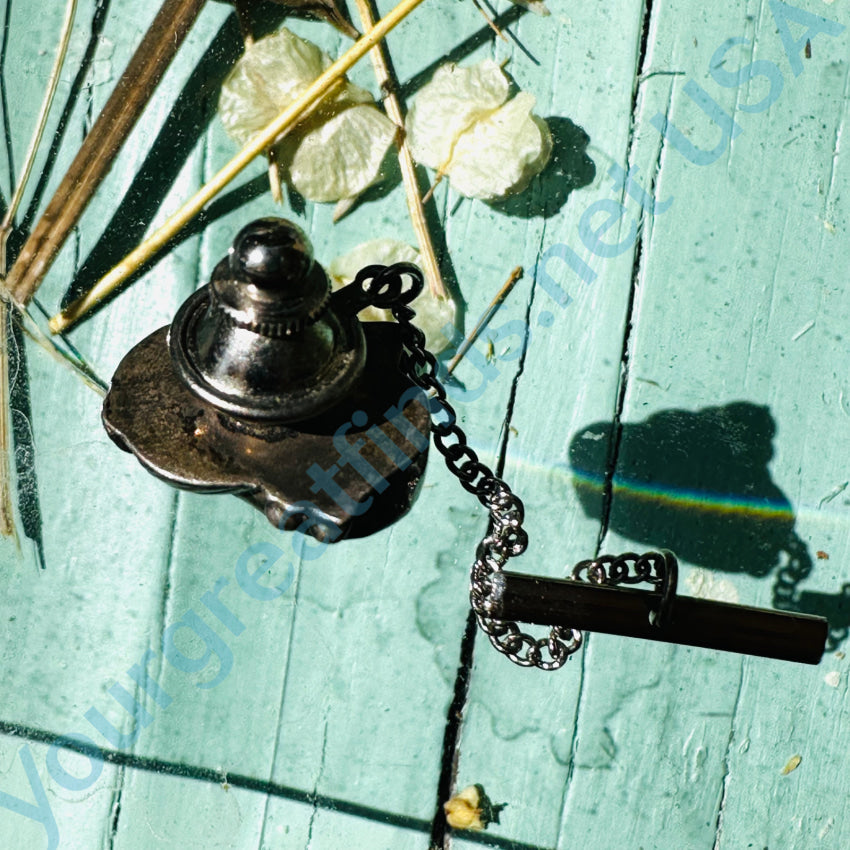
[49,0,431,333]
[233,0,255,45]
[0,0,78,541]
[469,0,508,42]
[6,0,208,307]
[20,303,107,395]
[352,0,447,299]
[446,265,522,375]
[267,149,283,204]
[420,168,445,205]
[332,195,358,222]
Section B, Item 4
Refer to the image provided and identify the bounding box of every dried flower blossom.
[406,59,552,201]
[218,28,395,202]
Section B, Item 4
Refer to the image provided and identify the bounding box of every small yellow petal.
[444,785,485,831]
[781,755,802,775]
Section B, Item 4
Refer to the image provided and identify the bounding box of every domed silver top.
[168,217,365,422]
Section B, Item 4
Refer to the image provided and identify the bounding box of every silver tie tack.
[104,218,830,669]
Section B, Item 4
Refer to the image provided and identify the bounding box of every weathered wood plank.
[450,0,650,846]
[2,0,849,848]
[110,768,430,849]
[0,733,120,848]
[0,2,235,847]
[557,1,850,849]
[0,0,189,735]
[604,1,850,848]
[43,0,533,837]
[456,1,850,849]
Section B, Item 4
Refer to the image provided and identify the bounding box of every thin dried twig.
[352,0,447,299]
[232,0,255,46]
[267,147,283,204]
[332,195,358,222]
[469,0,508,41]
[48,0,432,334]
[5,0,208,307]
[269,0,360,40]
[420,168,445,205]
[446,265,522,375]
[18,304,107,395]
[0,0,79,541]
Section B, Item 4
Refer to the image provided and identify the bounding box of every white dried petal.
[406,59,510,168]
[285,105,396,203]
[448,92,552,200]
[329,239,456,353]
[329,238,420,286]
[406,60,551,201]
[218,28,394,203]
[220,29,338,145]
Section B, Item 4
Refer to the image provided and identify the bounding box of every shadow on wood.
[568,401,850,648]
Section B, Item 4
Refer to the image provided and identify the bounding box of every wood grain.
[0,0,848,848]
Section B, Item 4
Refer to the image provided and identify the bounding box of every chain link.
[353,263,583,670]
[572,551,678,628]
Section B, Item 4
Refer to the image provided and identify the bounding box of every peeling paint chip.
[685,569,740,604]
[781,755,802,775]
[824,671,841,688]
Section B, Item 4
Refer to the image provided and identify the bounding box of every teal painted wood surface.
[1,0,849,848]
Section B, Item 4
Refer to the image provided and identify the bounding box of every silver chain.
[352,263,583,670]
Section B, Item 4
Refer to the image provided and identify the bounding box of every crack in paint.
[711,660,746,850]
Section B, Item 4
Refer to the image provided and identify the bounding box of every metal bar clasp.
[485,551,828,665]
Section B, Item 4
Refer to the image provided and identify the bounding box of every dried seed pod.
[218,27,395,203]
[406,59,552,202]
[328,239,455,352]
